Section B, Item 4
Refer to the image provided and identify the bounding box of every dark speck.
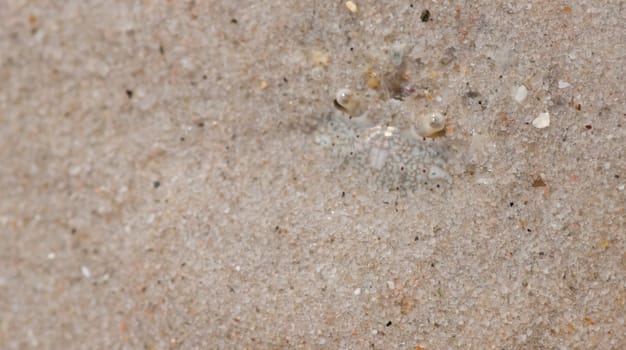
[180,137,185,142]
[509,202,514,207]
[585,124,592,130]
[341,191,345,198]
[420,9,431,22]
[386,321,392,327]
[153,181,160,188]
[197,122,204,128]
[230,18,238,24]
[159,45,165,55]
[125,89,133,98]
[466,90,480,99]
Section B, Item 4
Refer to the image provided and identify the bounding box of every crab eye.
[415,112,446,137]
[334,88,361,115]
[429,113,445,130]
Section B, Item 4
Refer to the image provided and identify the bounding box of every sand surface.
[1,1,625,349]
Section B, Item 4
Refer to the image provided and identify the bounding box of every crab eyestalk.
[334,89,362,116]
[415,112,446,137]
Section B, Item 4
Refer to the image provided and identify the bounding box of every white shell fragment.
[414,112,446,137]
[81,266,91,278]
[558,80,571,89]
[513,85,528,103]
[532,112,550,129]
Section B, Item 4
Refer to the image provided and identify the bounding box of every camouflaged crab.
[315,48,456,191]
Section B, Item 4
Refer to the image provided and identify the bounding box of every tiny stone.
[513,85,528,103]
[81,266,91,278]
[532,112,550,129]
[532,176,547,187]
[345,1,358,13]
[558,80,571,89]
[354,288,361,295]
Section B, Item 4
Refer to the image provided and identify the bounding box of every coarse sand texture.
[1,1,625,349]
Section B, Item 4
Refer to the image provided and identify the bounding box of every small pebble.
[558,80,571,89]
[354,288,361,295]
[81,266,91,278]
[513,85,528,103]
[532,112,550,129]
[345,1,358,13]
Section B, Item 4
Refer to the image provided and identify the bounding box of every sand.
[1,1,624,349]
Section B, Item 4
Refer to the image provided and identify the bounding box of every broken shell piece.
[513,85,528,103]
[414,112,446,137]
[532,112,550,129]
[334,88,362,116]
